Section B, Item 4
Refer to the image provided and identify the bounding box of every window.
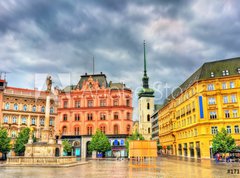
[114,112,119,120]
[11,130,17,138]
[208,97,216,105]
[32,105,36,112]
[62,126,67,135]
[100,125,106,134]
[3,116,8,123]
[210,111,217,119]
[211,126,218,134]
[126,99,130,106]
[40,118,44,126]
[75,114,80,121]
[207,84,214,91]
[63,114,68,121]
[226,126,231,134]
[50,118,53,126]
[114,125,119,134]
[147,103,150,110]
[5,103,10,110]
[233,110,238,118]
[75,127,80,135]
[22,117,27,124]
[100,100,106,107]
[224,110,230,118]
[210,72,214,77]
[126,112,130,120]
[100,113,106,120]
[87,113,93,121]
[31,118,36,125]
[41,106,45,113]
[234,125,239,134]
[194,128,198,136]
[50,107,54,113]
[238,68,240,74]
[148,127,150,134]
[127,125,130,133]
[231,95,237,103]
[222,82,227,89]
[223,96,228,104]
[12,116,17,124]
[14,103,18,110]
[147,114,150,122]
[88,100,93,107]
[63,101,68,108]
[226,70,229,75]
[75,101,80,108]
[87,126,93,135]
[23,105,27,111]
[113,100,119,106]
[230,82,235,88]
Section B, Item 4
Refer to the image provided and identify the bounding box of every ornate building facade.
[57,73,133,158]
[0,79,57,146]
[138,42,155,140]
[159,58,240,159]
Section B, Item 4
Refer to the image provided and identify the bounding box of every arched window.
[3,116,8,123]
[41,106,45,113]
[14,103,18,110]
[100,125,106,134]
[50,107,54,113]
[11,130,17,138]
[87,126,93,135]
[31,118,36,125]
[50,118,54,126]
[63,114,68,121]
[21,117,26,124]
[74,127,80,135]
[23,105,27,111]
[147,114,150,122]
[62,126,67,135]
[40,118,44,126]
[147,103,150,110]
[12,116,17,124]
[114,125,119,134]
[5,103,10,110]
[32,105,36,112]
[100,113,106,120]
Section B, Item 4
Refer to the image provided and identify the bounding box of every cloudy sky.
[1,0,239,119]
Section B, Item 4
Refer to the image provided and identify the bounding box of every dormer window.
[226,70,229,75]
[210,72,214,77]
[237,68,240,74]
[222,71,226,76]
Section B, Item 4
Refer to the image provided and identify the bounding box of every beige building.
[0,79,57,142]
[138,42,154,140]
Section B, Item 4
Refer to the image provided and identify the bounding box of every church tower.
[138,41,154,140]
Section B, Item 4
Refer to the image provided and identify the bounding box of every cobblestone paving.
[0,157,239,178]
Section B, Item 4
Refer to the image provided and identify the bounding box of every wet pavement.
[0,157,239,178]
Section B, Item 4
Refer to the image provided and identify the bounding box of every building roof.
[76,73,108,89]
[162,57,240,107]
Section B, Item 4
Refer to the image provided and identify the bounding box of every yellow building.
[159,58,240,159]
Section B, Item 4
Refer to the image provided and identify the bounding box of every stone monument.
[7,76,77,165]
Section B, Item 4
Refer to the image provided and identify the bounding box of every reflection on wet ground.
[0,157,239,178]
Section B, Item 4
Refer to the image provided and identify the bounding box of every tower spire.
[144,40,147,77]
[142,40,149,88]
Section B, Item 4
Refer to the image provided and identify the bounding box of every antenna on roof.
[93,56,95,75]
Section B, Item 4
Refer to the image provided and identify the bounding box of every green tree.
[212,128,236,155]
[14,127,30,156]
[0,128,12,159]
[62,139,72,155]
[125,131,145,153]
[88,129,111,154]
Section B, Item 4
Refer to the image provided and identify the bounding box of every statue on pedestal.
[46,75,52,93]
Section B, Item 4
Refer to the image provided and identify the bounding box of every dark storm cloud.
[0,0,239,119]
